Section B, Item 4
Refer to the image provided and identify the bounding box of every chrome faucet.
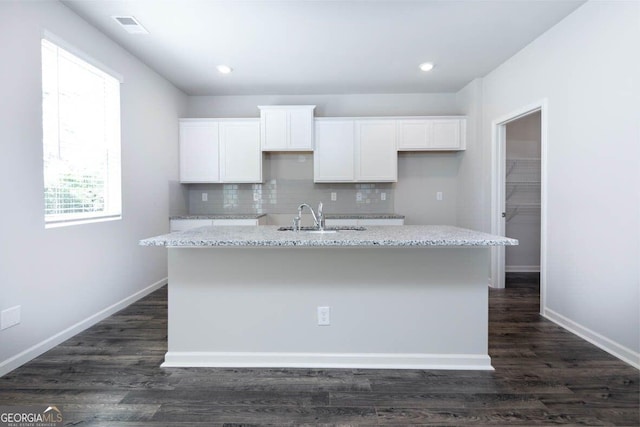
[296,202,325,231]
[317,202,325,230]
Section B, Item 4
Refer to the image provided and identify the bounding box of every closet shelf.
[506,181,540,185]
[506,202,540,208]
[506,158,541,182]
[506,157,540,222]
[506,204,540,221]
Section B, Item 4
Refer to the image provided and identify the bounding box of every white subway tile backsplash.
[189,179,394,215]
[188,154,394,214]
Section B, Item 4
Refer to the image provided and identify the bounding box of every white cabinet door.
[219,121,262,183]
[397,118,466,151]
[358,218,404,226]
[431,119,462,150]
[314,120,355,182]
[259,109,288,151]
[180,119,262,184]
[289,108,314,150]
[211,219,259,226]
[180,121,220,183]
[325,219,359,227]
[171,218,265,231]
[397,119,431,150]
[355,120,397,182]
[170,219,214,232]
[325,218,404,226]
[259,106,315,151]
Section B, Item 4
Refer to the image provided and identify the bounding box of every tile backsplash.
[187,153,394,214]
[189,180,394,215]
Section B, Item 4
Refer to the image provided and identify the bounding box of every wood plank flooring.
[1,273,638,426]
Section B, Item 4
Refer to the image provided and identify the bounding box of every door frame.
[490,99,548,313]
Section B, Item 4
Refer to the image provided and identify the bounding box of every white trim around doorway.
[490,99,548,317]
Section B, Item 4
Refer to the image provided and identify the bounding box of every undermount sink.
[277,226,366,233]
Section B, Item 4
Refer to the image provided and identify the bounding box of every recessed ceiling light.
[419,62,435,72]
[216,65,233,74]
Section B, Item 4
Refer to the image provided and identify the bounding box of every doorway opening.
[490,100,547,315]
[504,112,541,305]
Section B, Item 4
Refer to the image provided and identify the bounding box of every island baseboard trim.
[161,351,494,370]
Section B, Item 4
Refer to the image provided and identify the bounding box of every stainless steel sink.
[277,226,366,233]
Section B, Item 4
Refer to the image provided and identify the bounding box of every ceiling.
[61,0,585,96]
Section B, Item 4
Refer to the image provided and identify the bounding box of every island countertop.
[140,225,517,247]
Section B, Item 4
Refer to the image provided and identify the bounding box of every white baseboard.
[543,308,640,370]
[505,265,540,273]
[0,278,167,377]
[162,351,494,371]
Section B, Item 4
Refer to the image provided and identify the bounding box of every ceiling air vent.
[112,16,149,34]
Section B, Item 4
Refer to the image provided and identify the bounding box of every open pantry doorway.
[505,111,541,275]
[490,100,547,314]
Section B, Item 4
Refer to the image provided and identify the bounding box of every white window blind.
[42,38,122,227]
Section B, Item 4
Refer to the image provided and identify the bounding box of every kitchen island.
[140,225,517,370]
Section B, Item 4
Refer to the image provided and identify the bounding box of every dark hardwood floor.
[1,274,638,426]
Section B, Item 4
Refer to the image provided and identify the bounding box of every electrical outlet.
[331,192,337,201]
[201,192,208,202]
[381,192,386,201]
[356,192,363,202]
[436,191,443,201]
[1,306,21,330]
[317,306,330,326]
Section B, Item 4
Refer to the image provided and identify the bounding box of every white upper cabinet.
[314,119,397,183]
[397,117,466,151]
[355,120,397,182]
[219,120,262,183]
[179,119,262,183]
[314,120,355,182]
[259,105,315,151]
[180,120,220,183]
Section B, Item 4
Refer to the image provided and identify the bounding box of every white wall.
[470,1,639,365]
[187,93,459,118]
[455,78,484,230]
[396,152,459,225]
[188,93,462,225]
[0,1,188,375]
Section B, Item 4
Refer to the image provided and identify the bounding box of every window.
[42,37,121,227]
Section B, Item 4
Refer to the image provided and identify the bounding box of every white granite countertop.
[140,225,517,247]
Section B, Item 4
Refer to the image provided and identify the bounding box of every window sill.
[45,215,122,229]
